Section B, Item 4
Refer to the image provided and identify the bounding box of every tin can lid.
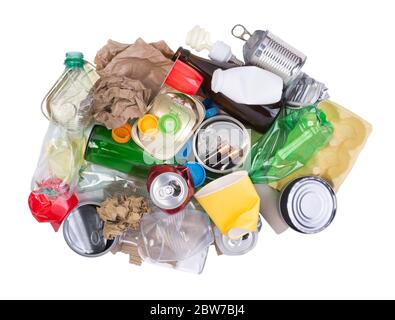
[185,162,206,188]
[214,227,258,256]
[149,172,189,210]
[63,203,115,257]
[158,113,181,134]
[165,60,203,96]
[280,176,337,234]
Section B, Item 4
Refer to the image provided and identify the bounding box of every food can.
[63,202,117,257]
[279,176,337,234]
[192,115,250,174]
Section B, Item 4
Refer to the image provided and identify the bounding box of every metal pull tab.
[231,24,252,41]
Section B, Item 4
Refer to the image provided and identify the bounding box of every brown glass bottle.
[172,47,282,133]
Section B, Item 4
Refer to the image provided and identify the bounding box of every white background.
[0,0,393,300]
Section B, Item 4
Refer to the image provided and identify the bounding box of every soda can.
[147,165,194,215]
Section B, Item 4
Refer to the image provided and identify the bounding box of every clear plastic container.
[41,52,99,133]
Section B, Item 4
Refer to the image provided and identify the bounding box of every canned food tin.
[193,115,250,174]
[63,202,117,257]
[279,176,337,234]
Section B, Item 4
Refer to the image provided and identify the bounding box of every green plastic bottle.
[85,125,173,178]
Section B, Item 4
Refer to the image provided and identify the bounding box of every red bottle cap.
[164,60,203,96]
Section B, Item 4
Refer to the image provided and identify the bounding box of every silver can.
[193,115,250,174]
[149,172,190,211]
[214,217,262,256]
[232,24,306,85]
[279,176,337,234]
[63,202,117,257]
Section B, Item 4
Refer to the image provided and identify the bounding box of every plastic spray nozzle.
[186,26,243,65]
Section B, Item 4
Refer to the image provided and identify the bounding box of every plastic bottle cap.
[138,114,159,136]
[64,52,84,69]
[185,162,206,188]
[158,113,181,134]
[165,60,204,95]
[209,41,233,63]
[112,123,132,144]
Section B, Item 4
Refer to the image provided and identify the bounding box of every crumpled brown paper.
[96,195,150,239]
[91,38,174,129]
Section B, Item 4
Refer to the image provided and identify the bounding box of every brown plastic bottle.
[172,47,282,133]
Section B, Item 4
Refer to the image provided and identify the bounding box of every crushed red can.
[147,165,194,214]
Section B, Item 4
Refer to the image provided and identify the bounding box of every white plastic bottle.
[211,66,283,105]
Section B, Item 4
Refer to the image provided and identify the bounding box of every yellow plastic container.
[195,171,260,239]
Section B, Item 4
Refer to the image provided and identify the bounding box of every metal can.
[214,216,262,256]
[63,202,117,257]
[147,165,194,215]
[279,176,337,234]
[193,115,250,174]
[231,24,306,85]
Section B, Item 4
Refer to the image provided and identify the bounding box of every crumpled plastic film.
[91,38,174,129]
[249,105,334,184]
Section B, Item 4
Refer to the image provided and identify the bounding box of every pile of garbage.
[28,25,372,274]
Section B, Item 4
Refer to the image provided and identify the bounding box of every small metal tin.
[63,202,117,257]
[214,216,261,256]
[279,176,337,234]
[193,115,250,174]
[149,172,189,211]
[132,92,205,160]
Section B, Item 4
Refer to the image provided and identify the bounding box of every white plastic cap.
[209,41,233,63]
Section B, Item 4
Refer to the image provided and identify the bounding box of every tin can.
[231,24,306,85]
[193,115,250,174]
[214,216,262,256]
[63,202,117,257]
[132,92,205,161]
[147,165,194,214]
[279,176,337,234]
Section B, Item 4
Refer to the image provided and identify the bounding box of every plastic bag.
[249,106,334,184]
[28,122,85,230]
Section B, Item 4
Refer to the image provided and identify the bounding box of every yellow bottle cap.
[138,114,158,136]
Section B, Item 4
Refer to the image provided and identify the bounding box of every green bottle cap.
[158,113,181,134]
[64,52,84,69]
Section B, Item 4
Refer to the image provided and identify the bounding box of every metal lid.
[214,227,258,256]
[279,177,337,234]
[149,172,189,210]
[63,202,116,257]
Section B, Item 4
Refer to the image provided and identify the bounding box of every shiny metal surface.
[214,227,258,256]
[284,73,330,108]
[279,176,337,234]
[132,92,205,160]
[232,25,306,85]
[193,115,250,174]
[63,202,117,257]
[149,172,189,210]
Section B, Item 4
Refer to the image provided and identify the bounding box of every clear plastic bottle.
[41,52,99,133]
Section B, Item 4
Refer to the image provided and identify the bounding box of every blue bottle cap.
[204,107,218,119]
[185,162,206,188]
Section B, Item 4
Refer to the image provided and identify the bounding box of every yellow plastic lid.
[138,114,158,136]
